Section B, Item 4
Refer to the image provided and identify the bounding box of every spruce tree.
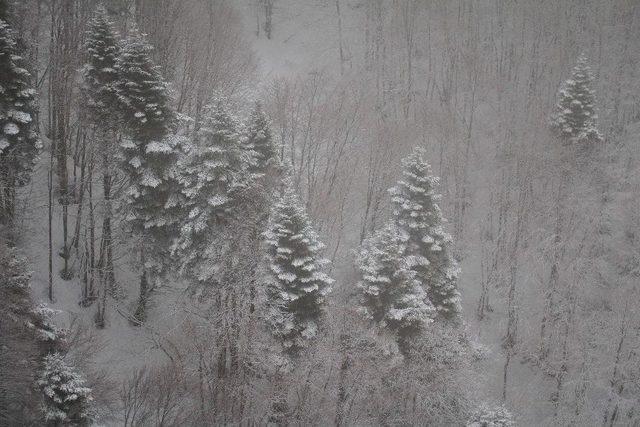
[175,99,255,279]
[389,147,461,320]
[0,18,39,223]
[244,101,277,172]
[82,6,120,126]
[115,27,179,321]
[82,6,121,312]
[37,353,92,424]
[550,54,603,143]
[263,181,333,353]
[356,221,434,345]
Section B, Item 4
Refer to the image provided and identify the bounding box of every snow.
[10,110,32,123]
[4,122,19,135]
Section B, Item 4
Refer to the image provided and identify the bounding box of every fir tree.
[263,181,333,353]
[82,6,120,126]
[550,54,603,143]
[115,27,180,321]
[174,99,255,278]
[244,101,277,172]
[82,6,121,311]
[389,147,461,320]
[356,221,434,345]
[37,353,92,424]
[0,18,39,223]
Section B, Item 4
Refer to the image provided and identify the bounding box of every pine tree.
[550,54,603,143]
[263,181,333,353]
[115,27,180,321]
[356,221,434,344]
[175,99,255,278]
[389,147,461,320]
[37,353,92,424]
[82,6,120,126]
[82,6,121,315]
[0,18,39,223]
[244,101,277,172]
[116,25,179,237]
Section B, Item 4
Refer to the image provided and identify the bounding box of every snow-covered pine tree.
[115,26,180,321]
[263,181,333,353]
[356,221,435,347]
[550,53,603,143]
[82,6,121,316]
[37,352,92,424]
[0,18,39,224]
[116,26,178,234]
[175,99,255,279]
[82,5,120,126]
[389,147,461,320]
[244,101,277,172]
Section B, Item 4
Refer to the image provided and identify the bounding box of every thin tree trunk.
[48,159,53,302]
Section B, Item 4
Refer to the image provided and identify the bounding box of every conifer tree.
[0,18,39,223]
[82,6,121,314]
[550,54,603,143]
[389,147,461,320]
[175,99,255,279]
[115,27,179,321]
[37,353,92,424]
[244,101,277,172]
[263,181,333,353]
[82,6,120,125]
[356,221,434,344]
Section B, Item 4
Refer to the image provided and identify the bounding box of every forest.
[0,0,639,425]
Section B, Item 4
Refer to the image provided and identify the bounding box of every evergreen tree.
[175,99,255,278]
[244,101,277,172]
[37,352,92,424]
[116,25,179,237]
[82,6,121,312]
[389,147,461,320]
[550,54,603,143]
[356,221,434,345]
[0,18,39,223]
[263,181,333,353]
[82,6,120,126]
[115,27,180,321]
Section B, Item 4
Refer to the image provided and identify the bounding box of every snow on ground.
[18,149,187,389]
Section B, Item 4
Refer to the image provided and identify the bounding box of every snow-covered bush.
[467,404,515,427]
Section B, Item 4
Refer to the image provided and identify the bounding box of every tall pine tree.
[356,221,435,346]
[550,54,603,143]
[115,26,179,321]
[175,98,255,280]
[82,6,121,317]
[389,147,461,320]
[0,18,39,224]
[263,181,333,353]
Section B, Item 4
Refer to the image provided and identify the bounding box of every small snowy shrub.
[467,404,515,427]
